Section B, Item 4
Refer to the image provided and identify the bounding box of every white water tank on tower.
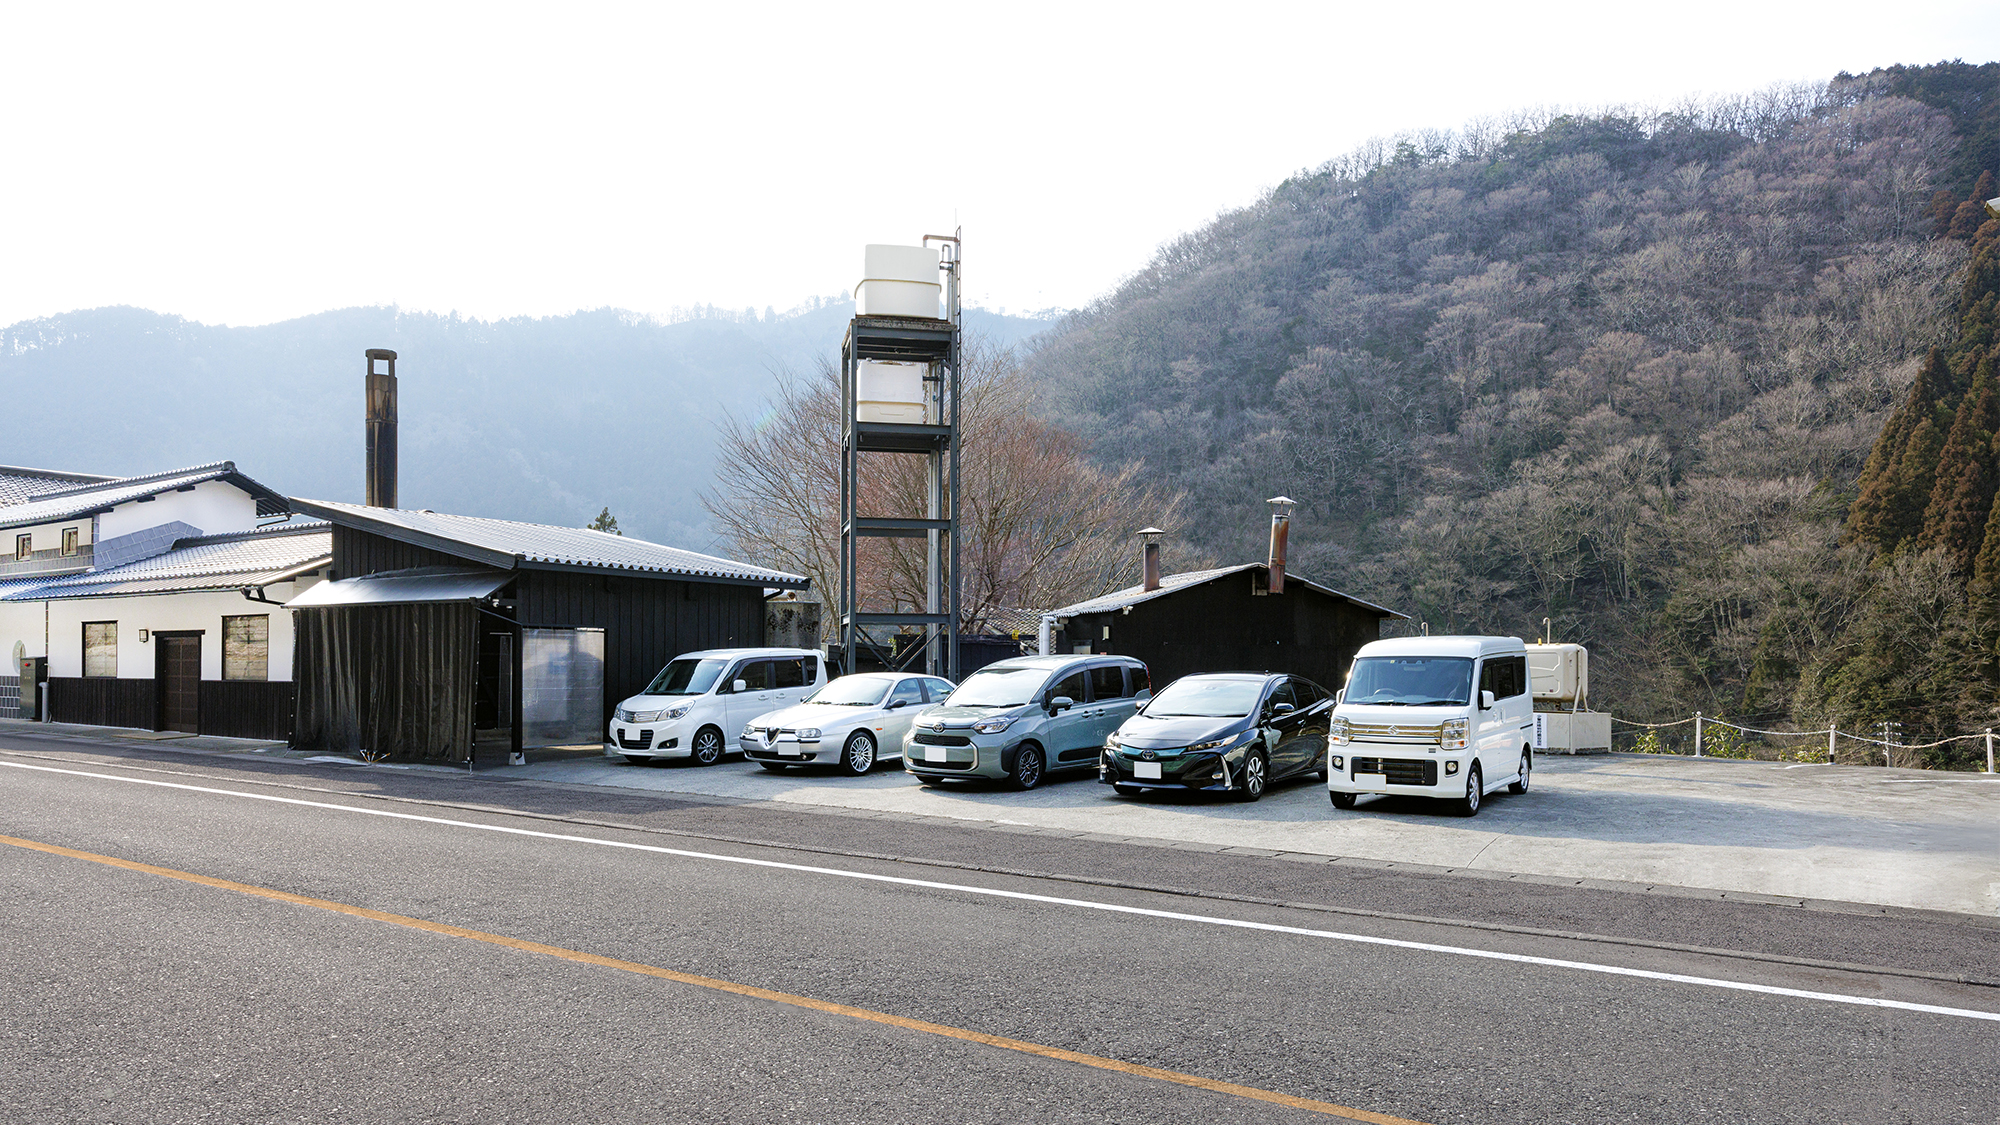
[856,244,942,318]
[857,359,928,423]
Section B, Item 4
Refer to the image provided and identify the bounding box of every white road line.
[6,757,1998,1024]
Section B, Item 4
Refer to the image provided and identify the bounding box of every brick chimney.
[1267,496,1294,594]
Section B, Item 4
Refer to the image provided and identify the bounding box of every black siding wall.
[1078,572,1388,692]
[49,677,154,729]
[200,681,296,740]
[516,571,766,724]
[332,525,472,576]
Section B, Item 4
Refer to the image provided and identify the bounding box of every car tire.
[1453,763,1482,817]
[1009,744,1046,791]
[757,761,789,773]
[1234,752,1268,802]
[1329,790,1357,809]
[1509,748,1531,794]
[840,731,877,776]
[690,726,727,766]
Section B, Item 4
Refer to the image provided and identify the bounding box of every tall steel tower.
[838,235,962,679]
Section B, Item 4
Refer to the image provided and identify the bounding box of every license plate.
[925,746,948,763]
[778,746,801,757]
[1354,771,1387,789]
[1134,761,1161,779]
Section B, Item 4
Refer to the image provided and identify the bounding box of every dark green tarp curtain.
[294,603,477,761]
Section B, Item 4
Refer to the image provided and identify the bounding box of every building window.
[83,622,117,678]
[223,615,269,682]
[61,528,78,556]
[13,534,28,561]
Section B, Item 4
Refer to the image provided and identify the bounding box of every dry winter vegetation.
[1024,65,2000,762]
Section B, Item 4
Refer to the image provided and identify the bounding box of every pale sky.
[3,1,1996,329]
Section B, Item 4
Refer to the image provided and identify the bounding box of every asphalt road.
[3,736,1997,1124]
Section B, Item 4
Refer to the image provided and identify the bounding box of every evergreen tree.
[588,507,622,535]
[1917,365,2000,569]
[1848,349,1954,550]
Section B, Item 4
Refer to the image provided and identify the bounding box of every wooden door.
[159,636,200,733]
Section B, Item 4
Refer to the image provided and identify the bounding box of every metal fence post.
[1987,728,1994,775]
[1694,711,1703,757]
[1828,724,1836,765]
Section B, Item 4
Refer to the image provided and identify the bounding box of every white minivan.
[1326,635,1533,816]
[606,648,827,766]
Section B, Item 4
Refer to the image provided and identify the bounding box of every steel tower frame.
[838,233,962,679]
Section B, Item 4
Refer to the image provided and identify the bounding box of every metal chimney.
[1266,497,1295,595]
[365,349,398,508]
[1138,527,1164,592]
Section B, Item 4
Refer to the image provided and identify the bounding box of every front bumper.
[902,731,995,776]
[1098,749,1231,791]
[605,722,686,759]
[739,732,826,763]
[1326,744,1466,794]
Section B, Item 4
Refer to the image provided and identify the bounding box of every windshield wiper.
[1409,699,1463,706]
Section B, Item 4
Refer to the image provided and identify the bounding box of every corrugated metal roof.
[1046,563,1406,619]
[285,567,511,608]
[5,525,331,601]
[0,465,116,508]
[0,461,291,529]
[290,498,809,588]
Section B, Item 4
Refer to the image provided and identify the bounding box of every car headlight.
[1188,731,1248,753]
[740,725,755,738]
[1330,717,1351,745]
[664,704,693,720]
[1105,731,1123,749]
[971,715,1016,735]
[796,728,821,742]
[1440,717,1469,750]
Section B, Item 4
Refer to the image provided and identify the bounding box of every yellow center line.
[3,832,1428,1124]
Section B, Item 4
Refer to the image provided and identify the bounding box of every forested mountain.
[0,301,1050,547]
[1028,62,2000,760]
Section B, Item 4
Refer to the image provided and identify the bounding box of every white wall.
[98,480,259,540]
[33,573,318,681]
[0,600,48,665]
[4,519,94,555]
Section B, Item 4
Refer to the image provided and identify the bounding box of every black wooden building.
[1045,563,1405,693]
[285,499,807,762]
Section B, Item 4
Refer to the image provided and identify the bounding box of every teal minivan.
[902,654,1150,789]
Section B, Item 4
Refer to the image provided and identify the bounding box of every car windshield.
[1144,677,1263,718]
[804,676,891,706]
[1344,656,1474,706]
[946,666,1049,708]
[643,658,726,696]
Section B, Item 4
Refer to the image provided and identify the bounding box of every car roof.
[1356,635,1525,659]
[674,647,822,659]
[976,654,1139,673]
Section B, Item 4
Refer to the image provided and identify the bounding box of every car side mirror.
[1050,695,1075,714]
[1271,702,1295,718]
[1334,688,1345,704]
[888,698,908,710]
[1480,689,1495,710]
[733,679,749,694]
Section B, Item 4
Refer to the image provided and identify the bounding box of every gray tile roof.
[5,523,331,601]
[0,461,290,530]
[0,465,116,508]
[290,498,809,588]
[1047,563,1405,619]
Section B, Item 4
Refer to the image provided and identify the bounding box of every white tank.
[1525,643,1588,704]
[856,359,928,424]
[855,244,941,318]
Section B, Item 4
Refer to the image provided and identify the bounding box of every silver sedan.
[738,672,955,775]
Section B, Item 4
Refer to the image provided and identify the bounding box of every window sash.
[14,534,29,561]
[223,615,269,682]
[83,622,116,678]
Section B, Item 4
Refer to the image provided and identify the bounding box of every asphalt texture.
[3,732,1997,1124]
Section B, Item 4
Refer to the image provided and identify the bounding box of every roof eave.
[288,498,520,571]
[514,556,809,589]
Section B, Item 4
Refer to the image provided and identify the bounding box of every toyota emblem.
[928,720,947,731]
[1141,750,1158,761]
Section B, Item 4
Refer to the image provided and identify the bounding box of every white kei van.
[1326,635,1533,816]
[606,648,827,766]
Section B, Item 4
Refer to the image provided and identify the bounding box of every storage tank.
[1524,643,1609,753]
[1525,642,1587,704]
[855,244,942,318]
[856,359,928,424]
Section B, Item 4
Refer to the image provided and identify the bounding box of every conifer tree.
[1917,364,2000,569]
[1848,348,1953,550]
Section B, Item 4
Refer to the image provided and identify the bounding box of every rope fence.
[1610,713,1998,772]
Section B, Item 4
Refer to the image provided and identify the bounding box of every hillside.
[0,302,1051,548]
[1028,62,2000,751]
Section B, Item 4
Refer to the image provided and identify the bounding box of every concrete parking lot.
[510,748,2000,917]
